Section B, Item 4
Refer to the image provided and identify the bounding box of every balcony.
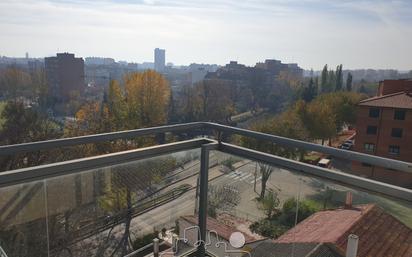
[0,122,411,257]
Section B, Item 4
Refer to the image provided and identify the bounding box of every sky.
[0,0,411,70]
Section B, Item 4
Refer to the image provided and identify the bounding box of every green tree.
[257,190,280,219]
[302,77,316,102]
[335,64,343,91]
[320,64,329,93]
[0,101,61,170]
[277,198,319,227]
[328,70,336,92]
[346,72,353,91]
[242,110,310,198]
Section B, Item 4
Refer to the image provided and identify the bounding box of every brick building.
[45,53,85,102]
[352,79,412,187]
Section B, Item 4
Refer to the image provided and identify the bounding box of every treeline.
[243,91,366,156]
[0,70,171,170]
[299,64,355,103]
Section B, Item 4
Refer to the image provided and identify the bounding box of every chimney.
[345,191,353,209]
[346,234,359,257]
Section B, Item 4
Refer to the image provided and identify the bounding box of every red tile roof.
[275,204,412,257]
[358,92,412,109]
[181,215,263,244]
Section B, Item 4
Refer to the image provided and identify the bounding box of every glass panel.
[0,181,48,257]
[202,151,412,257]
[47,150,199,256]
[0,149,200,257]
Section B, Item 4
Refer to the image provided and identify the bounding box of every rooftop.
[358,91,412,109]
[244,241,344,257]
[275,204,412,257]
[181,215,264,244]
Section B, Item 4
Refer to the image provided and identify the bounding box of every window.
[391,128,403,138]
[394,109,406,120]
[364,143,375,152]
[389,145,400,155]
[366,126,377,135]
[369,108,380,118]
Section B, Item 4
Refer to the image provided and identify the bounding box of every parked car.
[340,143,353,150]
[345,139,354,145]
[317,158,331,168]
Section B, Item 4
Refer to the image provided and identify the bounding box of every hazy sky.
[0,0,411,70]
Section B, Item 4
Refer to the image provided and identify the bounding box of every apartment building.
[352,79,412,187]
[45,53,85,102]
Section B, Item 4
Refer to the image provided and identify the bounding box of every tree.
[0,101,61,170]
[242,110,310,199]
[302,77,316,102]
[335,64,343,91]
[249,219,288,239]
[0,67,31,100]
[107,80,126,130]
[97,156,177,256]
[320,65,329,93]
[208,185,241,218]
[124,70,171,128]
[299,100,336,145]
[194,79,235,122]
[328,70,336,92]
[258,163,274,199]
[346,72,353,91]
[277,198,318,227]
[257,190,280,219]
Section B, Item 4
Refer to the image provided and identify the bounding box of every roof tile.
[275,204,412,257]
[358,92,412,109]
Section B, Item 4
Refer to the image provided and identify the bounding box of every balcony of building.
[0,122,411,257]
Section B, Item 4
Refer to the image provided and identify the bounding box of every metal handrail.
[1,122,412,257]
[0,138,213,187]
[1,122,411,174]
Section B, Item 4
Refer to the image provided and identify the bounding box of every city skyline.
[0,0,411,70]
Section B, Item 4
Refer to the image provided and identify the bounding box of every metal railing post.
[197,143,218,257]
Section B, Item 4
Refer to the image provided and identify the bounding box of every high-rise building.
[45,53,85,102]
[154,48,165,72]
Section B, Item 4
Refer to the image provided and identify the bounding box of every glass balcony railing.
[0,122,411,257]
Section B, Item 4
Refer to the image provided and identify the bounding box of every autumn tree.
[124,70,171,128]
[0,67,31,100]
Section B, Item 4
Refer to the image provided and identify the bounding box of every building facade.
[45,53,85,102]
[352,79,412,187]
[154,48,165,72]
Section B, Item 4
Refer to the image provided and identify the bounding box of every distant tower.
[154,48,165,72]
[25,52,29,59]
